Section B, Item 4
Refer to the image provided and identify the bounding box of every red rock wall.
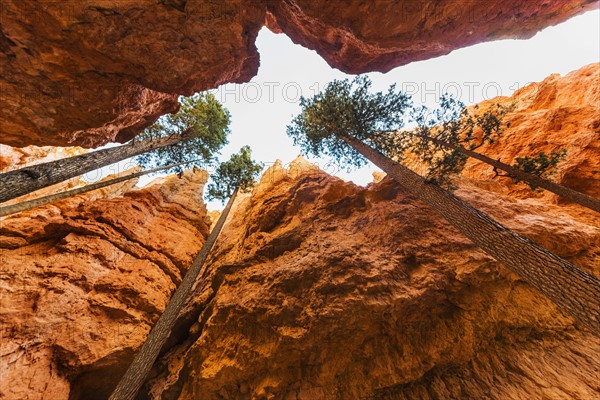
[141,157,600,400]
[1,0,597,147]
[1,65,599,399]
[0,169,211,400]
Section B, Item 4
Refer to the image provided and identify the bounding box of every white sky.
[89,10,600,210]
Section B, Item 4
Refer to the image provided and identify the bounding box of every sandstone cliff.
[0,169,211,400]
[1,0,597,147]
[141,156,599,399]
[1,65,599,399]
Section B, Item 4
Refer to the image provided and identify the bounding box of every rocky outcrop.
[140,157,599,400]
[0,1,264,148]
[0,169,211,400]
[267,0,598,73]
[1,0,597,147]
[1,65,599,399]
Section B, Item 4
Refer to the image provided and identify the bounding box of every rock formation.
[0,169,211,400]
[1,1,597,147]
[140,155,599,399]
[1,67,599,398]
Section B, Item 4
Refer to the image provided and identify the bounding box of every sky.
[88,9,600,210]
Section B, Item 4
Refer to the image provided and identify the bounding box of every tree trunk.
[344,135,600,335]
[0,133,187,204]
[108,189,238,400]
[0,160,199,217]
[418,133,600,214]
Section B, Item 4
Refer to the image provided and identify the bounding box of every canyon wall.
[142,156,599,400]
[1,0,597,147]
[141,63,600,397]
[1,65,598,399]
[0,169,211,400]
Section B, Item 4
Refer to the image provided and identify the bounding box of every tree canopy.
[286,76,412,170]
[206,146,263,202]
[409,95,512,188]
[508,149,567,189]
[410,96,571,190]
[135,93,231,173]
[288,76,568,192]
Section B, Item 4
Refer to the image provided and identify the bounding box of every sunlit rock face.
[0,168,211,400]
[140,65,599,399]
[1,66,599,399]
[1,0,596,147]
[139,156,599,400]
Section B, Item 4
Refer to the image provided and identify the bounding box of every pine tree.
[409,95,599,213]
[109,147,262,400]
[0,93,230,203]
[206,145,264,202]
[135,93,231,173]
[287,76,600,335]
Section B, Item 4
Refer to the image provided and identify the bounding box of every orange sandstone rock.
[0,1,596,147]
[139,67,600,399]
[1,65,599,399]
[0,168,211,400]
[143,158,599,400]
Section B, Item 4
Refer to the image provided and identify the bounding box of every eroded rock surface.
[141,157,599,400]
[1,65,599,399]
[0,169,211,400]
[1,0,597,147]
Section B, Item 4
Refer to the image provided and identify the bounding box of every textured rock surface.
[1,66,599,399]
[0,168,211,400]
[140,157,600,400]
[0,0,264,147]
[1,0,597,147]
